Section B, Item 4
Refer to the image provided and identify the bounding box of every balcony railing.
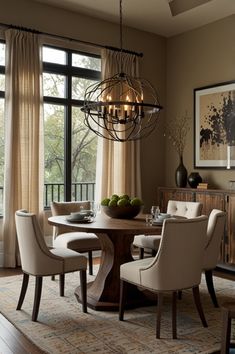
[44,182,96,208]
[0,183,95,215]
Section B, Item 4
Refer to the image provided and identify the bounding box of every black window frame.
[43,44,101,201]
[0,40,5,99]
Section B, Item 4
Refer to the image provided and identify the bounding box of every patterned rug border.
[0,271,234,354]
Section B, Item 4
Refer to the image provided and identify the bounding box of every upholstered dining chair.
[203,209,226,307]
[15,210,87,322]
[120,216,208,339]
[133,200,203,258]
[51,201,101,276]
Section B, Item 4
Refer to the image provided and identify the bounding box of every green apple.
[109,199,117,207]
[130,197,143,206]
[117,198,129,207]
[111,194,119,201]
[101,198,110,206]
[119,194,129,200]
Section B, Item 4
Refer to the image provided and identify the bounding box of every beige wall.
[165,15,235,190]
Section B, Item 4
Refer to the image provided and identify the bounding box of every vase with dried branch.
[165,112,190,187]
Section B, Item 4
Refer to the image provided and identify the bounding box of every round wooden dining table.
[48,213,162,311]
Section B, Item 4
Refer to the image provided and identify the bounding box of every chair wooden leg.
[139,248,144,259]
[32,276,43,322]
[119,280,127,321]
[221,307,231,354]
[16,273,29,310]
[205,269,219,308]
[59,274,65,297]
[79,270,87,313]
[172,291,177,339]
[156,292,163,339]
[192,286,208,327]
[88,251,93,275]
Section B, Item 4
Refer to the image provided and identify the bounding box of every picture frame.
[194,81,235,169]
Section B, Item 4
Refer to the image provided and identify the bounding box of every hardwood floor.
[0,265,234,354]
[0,258,101,354]
[0,268,45,354]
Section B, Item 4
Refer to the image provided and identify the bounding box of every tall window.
[43,46,101,206]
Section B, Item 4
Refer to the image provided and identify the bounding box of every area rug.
[0,268,235,354]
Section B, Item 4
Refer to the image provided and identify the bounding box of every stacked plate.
[152,213,171,225]
[66,210,95,223]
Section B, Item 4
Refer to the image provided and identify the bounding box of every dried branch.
[165,112,190,156]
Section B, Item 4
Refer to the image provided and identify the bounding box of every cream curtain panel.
[95,49,142,201]
[3,29,44,267]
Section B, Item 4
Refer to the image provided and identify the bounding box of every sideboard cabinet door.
[226,194,235,264]
[195,191,225,215]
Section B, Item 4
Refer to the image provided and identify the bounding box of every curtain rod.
[0,22,143,58]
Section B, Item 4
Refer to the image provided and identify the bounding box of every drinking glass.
[90,201,100,218]
[151,205,160,220]
[145,214,153,226]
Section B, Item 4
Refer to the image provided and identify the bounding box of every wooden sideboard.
[157,187,235,268]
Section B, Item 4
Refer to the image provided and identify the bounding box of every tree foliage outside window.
[43,46,101,203]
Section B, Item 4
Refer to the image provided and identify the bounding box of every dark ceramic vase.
[188,172,202,188]
[175,155,187,188]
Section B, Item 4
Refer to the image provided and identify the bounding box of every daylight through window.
[43,45,101,207]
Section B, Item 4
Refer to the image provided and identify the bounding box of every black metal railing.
[0,186,3,215]
[44,182,96,208]
[0,182,95,214]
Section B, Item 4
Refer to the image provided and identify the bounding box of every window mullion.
[64,51,72,201]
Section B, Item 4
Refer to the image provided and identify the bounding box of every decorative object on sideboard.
[165,111,190,188]
[188,172,202,188]
[197,182,209,190]
[175,155,188,188]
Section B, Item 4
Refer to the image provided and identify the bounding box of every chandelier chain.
[120,0,123,52]
[120,0,123,73]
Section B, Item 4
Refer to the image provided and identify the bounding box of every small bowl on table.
[158,213,171,221]
[101,205,142,219]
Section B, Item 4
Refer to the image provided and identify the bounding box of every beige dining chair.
[119,216,208,339]
[203,209,226,307]
[133,200,203,258]
[51,201,101,276]
[15,210,87,322]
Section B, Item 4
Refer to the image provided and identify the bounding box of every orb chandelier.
[81,0,163,142]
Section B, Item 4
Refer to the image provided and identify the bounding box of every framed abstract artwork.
[194,81,235,169]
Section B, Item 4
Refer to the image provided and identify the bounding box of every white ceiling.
[30,0,235,37]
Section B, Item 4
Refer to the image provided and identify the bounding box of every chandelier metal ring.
[81,0,163,142]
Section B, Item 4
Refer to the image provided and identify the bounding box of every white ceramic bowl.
[69,212,87,221]
[158,213,171,221]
